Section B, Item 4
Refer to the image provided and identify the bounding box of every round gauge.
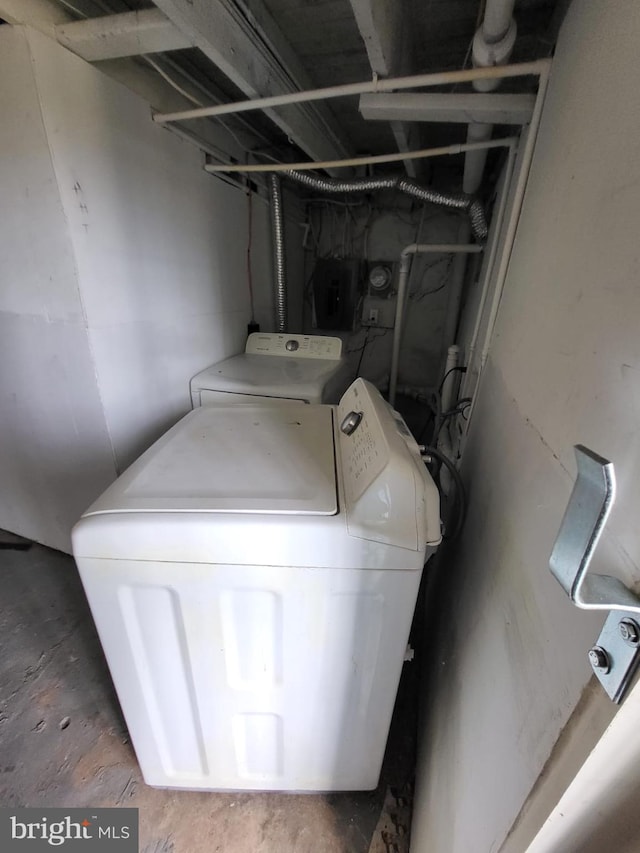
[369,265,391,291]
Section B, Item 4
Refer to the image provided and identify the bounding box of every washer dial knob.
[340,411,363,436]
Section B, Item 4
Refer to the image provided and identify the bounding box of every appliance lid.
[191,353,345,399]
[84,403,337,517]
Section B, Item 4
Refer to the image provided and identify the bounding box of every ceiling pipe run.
[461,61,551,436]
[153,60,548,124]
[463,0,517,193]
[205,137,516,176]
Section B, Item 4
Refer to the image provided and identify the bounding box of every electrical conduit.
[269,174,287,332]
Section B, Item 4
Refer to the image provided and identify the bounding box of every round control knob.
[340,411,363,436]
[285,339,299,352]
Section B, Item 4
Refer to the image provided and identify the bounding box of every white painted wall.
[411,2,640,851]
[0,27,286,552]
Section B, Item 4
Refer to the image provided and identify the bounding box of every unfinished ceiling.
[1,0,565,189]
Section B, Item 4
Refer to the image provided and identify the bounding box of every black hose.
[422,445,467,540]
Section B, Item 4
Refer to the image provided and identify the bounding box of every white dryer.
[190,332,352,406]
[72,379,441,792]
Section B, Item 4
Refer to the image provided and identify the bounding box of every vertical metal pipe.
[388,243,483,406]
[463,0,518,189]
[442,219,472,353]
[269,174,287,332]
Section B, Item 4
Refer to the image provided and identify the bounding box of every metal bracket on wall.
[549,445,640,703]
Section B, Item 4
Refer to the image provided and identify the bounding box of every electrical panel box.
[311,258,360,331]
[362,294,397,329]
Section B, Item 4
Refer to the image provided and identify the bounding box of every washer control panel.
[336,377,441,550]
[246,333,343,360]
[337,379,389,502]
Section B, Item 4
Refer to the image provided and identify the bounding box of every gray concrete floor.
[0,541,417,853]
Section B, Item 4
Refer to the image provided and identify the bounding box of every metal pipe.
[463,0,518,191]
[463,140,517,397]
[442,219,472,362]
[482,0,517,44]
[389,243,483,406]
[269,174,287,332]
[463,124,494,194]
[205,137,517,175]
[479,70,551,365]
[441,345,462,414]
[153,59,551,124]
[462,61,551,430]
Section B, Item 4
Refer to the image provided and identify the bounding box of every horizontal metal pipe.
[153,59,551,124]
[204,137,517,174]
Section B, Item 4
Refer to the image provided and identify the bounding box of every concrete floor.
[0,540,418,853]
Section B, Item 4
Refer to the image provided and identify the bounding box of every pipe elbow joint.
[400,247,416,270]
[472,18,517,92]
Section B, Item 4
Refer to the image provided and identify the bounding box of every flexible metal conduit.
[389,243,483,406]
[269,174,287,332]
[285,170,489,241]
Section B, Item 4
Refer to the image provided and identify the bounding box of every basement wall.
[0,26,291,553]
[304,203,471,388]
[411,2,640,851]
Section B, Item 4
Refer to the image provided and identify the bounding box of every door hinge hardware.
[550,445,640,703]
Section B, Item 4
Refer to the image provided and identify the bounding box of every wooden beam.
[348,0,421,178]
[349,0,402,78]
[151,0,351,163]
[0,0,264,168]
[360,92,536,125]
[0,0,69,34]
[55,9,192,62]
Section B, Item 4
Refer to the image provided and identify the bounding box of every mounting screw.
[619,618,640,647]
[588,646,610,673]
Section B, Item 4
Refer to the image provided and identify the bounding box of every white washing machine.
[190,332,352,406]
[72,379,441,792]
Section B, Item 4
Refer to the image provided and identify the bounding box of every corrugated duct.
[268,170,488,331]
[286,170,488,241]
[268,174,287,333]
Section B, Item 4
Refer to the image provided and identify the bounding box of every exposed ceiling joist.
[349,0,402,77]
[0,0,68,33]
[0,0,265,171]
[55,9,192,62]
[360,92,536,125]
[348,0,421,178]
[151,0,351,164]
